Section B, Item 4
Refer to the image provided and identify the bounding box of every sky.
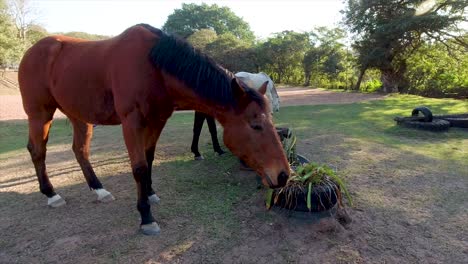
[29,0,345,39]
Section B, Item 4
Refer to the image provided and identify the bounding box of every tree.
[405,41,468,98]
[303,27,347,86]
[163,3,255,42]
[187,28,218,51]
[8,0,35,42]
[258,31,309,83]
[0,0,20,66]
[343,0,468,93]
[61,31,110,40]
[205,33,257,72]
[26,24,47,44]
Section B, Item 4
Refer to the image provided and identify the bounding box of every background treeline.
[1,0,467,98]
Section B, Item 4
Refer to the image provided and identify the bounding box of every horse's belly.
[52,88,121,125]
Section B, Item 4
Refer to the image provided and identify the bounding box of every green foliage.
[26,24,47,44]
[281,130,297,165]
[163,3,255,42]
[187,28,218,51]
[0,0,19,66]
[258,30,309,84]
[204,33,257,72]
[61,31,110,40]
[302,27,354,89]
[405,42,468,98]
[343,0,468,92]
[362,79,382,93]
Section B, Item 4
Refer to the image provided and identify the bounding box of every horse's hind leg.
[27,112,66,207]
[69,118,114,202]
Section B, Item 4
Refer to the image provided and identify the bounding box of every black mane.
[144,26,264,109]
[149,31,233,105]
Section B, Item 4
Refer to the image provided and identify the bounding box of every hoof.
[148,194,160,204]
[216,150,226,156]
[194,155,204,161]
[95,188,115,203]
[140,222,161,236]
[48,194,66,208]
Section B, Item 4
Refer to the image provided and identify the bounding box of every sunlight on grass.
[158,239,195,262]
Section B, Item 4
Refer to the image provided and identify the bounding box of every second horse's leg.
[191,111,206,160]
[206,116,225,155]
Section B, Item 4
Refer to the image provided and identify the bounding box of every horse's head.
[219,78,290,188]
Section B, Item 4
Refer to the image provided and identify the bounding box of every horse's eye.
[251,124,263,131]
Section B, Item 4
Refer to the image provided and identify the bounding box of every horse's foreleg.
[70,119,114,202]
[27,113,65,207]
[142,118,168,205]
[191,111,205,160]
[145,143,159,204]
[122,113,165,235]
[206,116,225,155]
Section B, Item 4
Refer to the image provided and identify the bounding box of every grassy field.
[0,94,467,263]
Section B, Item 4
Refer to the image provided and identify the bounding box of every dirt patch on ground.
[278,86,384,107]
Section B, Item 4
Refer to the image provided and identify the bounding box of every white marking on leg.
[148,193,160,204]
[47,194,66,207]
[95,188,115,202]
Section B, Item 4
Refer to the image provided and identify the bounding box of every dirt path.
[0,87,384,121]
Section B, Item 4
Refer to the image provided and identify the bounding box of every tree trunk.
[354,67,367,90]
[380,68,403,93]
[304,73,311,86]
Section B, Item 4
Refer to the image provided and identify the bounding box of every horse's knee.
[132,165,149,182]
[72,143,89,160]
[27,141,45,162]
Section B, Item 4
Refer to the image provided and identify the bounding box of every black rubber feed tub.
[273,154,339,212]
[273,182,339,212]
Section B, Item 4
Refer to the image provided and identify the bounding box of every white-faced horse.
[191,72,280,159]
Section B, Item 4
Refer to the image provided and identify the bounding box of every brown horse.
[18,24,290,235]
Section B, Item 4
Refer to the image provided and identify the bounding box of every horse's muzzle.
[265,171,289,188]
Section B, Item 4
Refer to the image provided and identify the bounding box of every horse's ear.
[258,81,268,95]
[232,78,245,98]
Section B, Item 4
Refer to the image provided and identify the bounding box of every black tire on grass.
[397,118,450,131]
[411,106,433,122]
[434,114,468,128]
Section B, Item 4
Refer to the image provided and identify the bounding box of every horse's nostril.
[278,171,288,186]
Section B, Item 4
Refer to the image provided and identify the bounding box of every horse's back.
[19,25,161,124]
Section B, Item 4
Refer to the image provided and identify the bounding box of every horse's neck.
[165,74,227,117]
